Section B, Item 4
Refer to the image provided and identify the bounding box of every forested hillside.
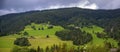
[0,7,120,40]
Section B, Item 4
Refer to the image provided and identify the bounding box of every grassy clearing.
[0,23,73,52]
[0,35,18,52]
[24,23,73,48]
[0,34,21,48]
[29,36,73,49]
[81,25,118,47]
[0,48,11,52]
[0,23,118,52]
[23,23,64,36]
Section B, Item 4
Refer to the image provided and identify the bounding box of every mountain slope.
[0,7,120,40]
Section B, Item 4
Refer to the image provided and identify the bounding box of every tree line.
[55,27,92,45]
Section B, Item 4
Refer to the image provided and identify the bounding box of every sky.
[0,0,120,16]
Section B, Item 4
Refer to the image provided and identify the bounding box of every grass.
[24,23,73,48]
[23,23,64,36]
[81,25,118,47]
[0,23,118,52]
[0,23,73,52]
[29,36,73,49]
[0,35,18,52]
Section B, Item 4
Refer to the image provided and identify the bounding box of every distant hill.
[0,7,120,40]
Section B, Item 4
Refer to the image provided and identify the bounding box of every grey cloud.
[3,0,79,10]
[0,0,4,9]
[0,0,120,16]
[89,0,120,9]
[0,9,17,15]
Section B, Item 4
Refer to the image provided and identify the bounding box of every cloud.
[0,9,17,16]
[0,0,120,15]
[89,0,120,9]
[34,0,98,10]
[77,0,98,9]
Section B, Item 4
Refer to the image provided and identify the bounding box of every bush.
[46,35,49,38]
[23,31,29,36]
[31,26,36,30]
[48,25,53,29]
[14,37,31,46]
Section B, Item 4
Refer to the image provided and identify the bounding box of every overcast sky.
[0,0,120,16]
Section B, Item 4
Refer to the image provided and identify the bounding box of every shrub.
[14,37,31,46]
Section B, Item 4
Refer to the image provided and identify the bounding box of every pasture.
[0,23,118,52]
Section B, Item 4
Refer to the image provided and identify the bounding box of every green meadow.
[0,23,73,52]
[0,23,118,52]
[81,26,118,47]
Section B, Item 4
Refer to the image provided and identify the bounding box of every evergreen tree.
[37,46,40,52]
[30,48,37,52]
[23,31,29,36]
[14,37,31,46]
[46,35,49,38]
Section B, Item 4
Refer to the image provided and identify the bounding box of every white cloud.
[48,5,66,9]
[34,0,98,10]
[76,0,98,9]
[88,0,120,9]
[0,9,17,16]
